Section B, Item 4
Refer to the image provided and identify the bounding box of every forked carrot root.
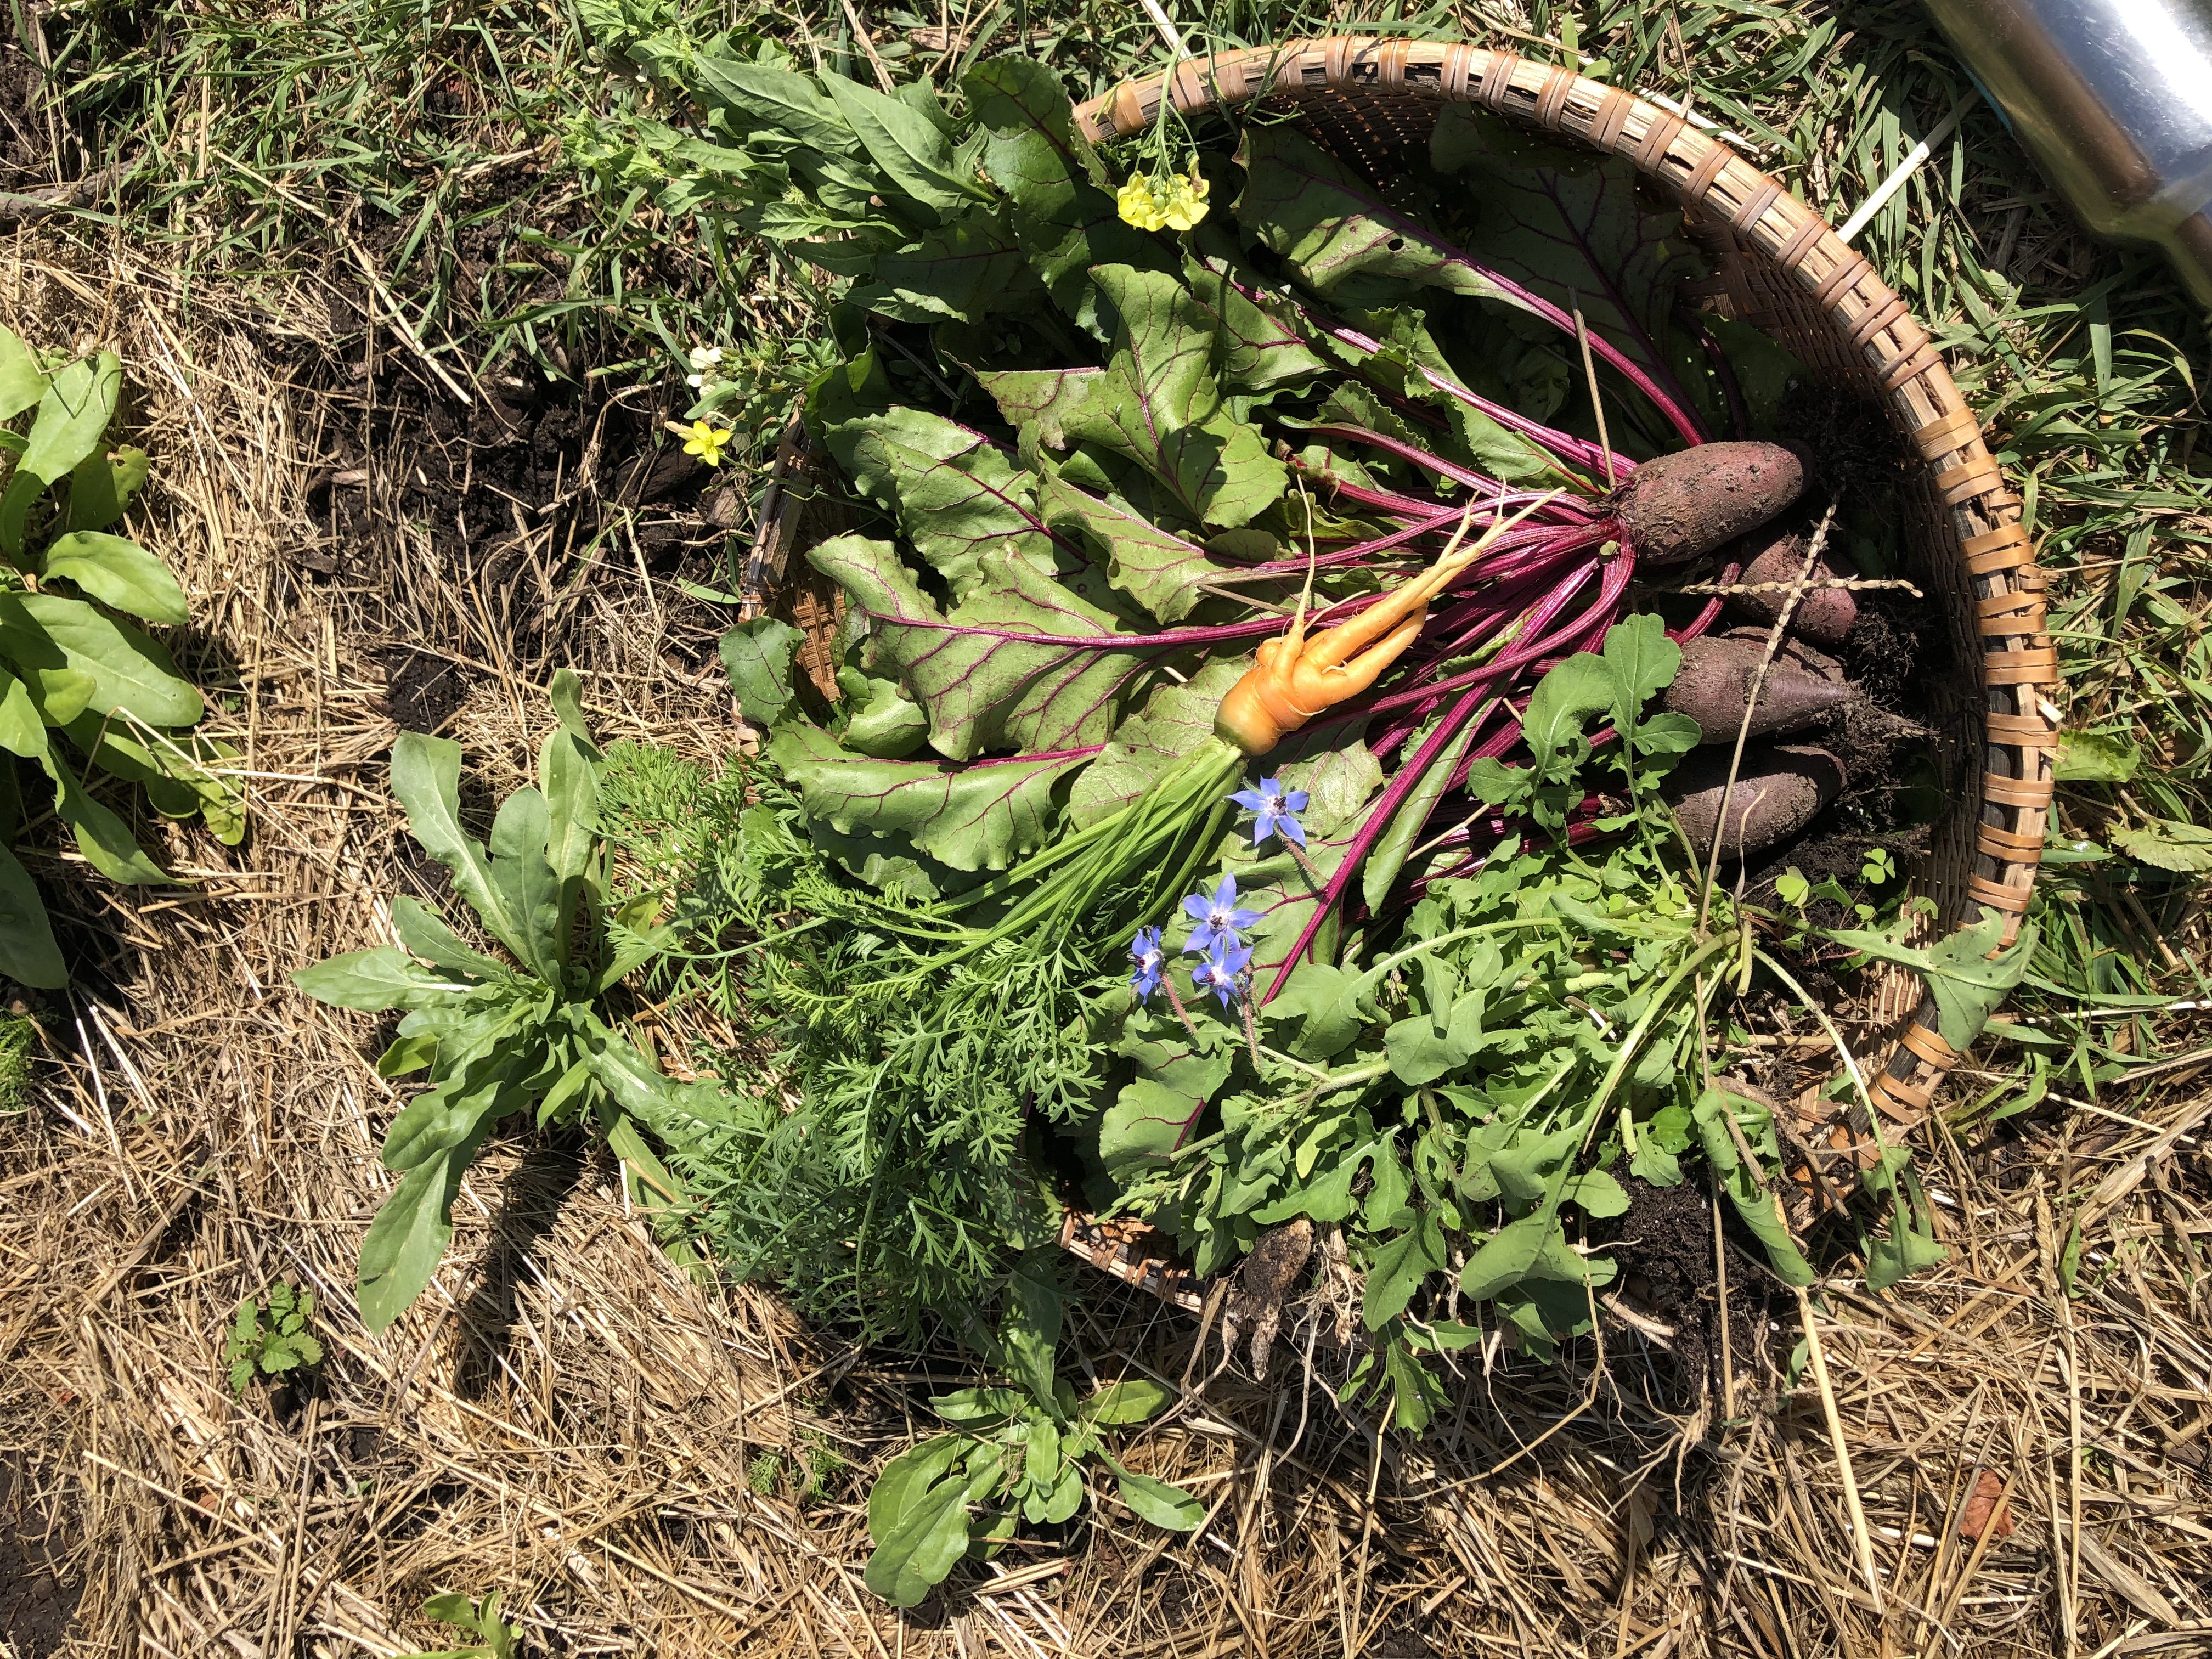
[1214,498,1550,755]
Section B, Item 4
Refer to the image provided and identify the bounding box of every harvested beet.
[1664,745,1844,856]
[1666,634,1851,742]
[1719,625,1844,684]
[1723,531,1858,645]
[1611,442,1807,566]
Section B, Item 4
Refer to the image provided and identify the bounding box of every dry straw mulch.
[2,236,2210,1659]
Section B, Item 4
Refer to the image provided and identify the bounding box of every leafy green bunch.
[224,1282,323,1393]
[293,673,704,1333]
[396,1592,520,1659]
[864,1255,1197,1608]
[0,330,240,988]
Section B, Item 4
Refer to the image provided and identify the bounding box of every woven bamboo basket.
[752,36,2058,1301]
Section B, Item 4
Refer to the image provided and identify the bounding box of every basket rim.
[1066,38,2057,1138]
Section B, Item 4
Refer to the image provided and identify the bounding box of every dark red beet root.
[1719,626,1844,685]
[1666,634,1852,742]
[1611,442,1807,566]
[1664,745,1844,857]
[1723,532,1859,645]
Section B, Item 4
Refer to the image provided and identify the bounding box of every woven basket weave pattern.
[1073,38,2057,1128]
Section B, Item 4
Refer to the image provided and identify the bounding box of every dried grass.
[2,235,2209,1659]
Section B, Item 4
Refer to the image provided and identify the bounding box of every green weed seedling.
[224,1283,323,1394]
[0,330,242,988]
[397,1591,520,1659]
[863,1254,1198,1609]
[292,672,709,1334]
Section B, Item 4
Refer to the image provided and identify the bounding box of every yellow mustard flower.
[1159,163,1210,232]
[1116,165,1209,234]
[668,419,734,467]
[1116,173,1167,232]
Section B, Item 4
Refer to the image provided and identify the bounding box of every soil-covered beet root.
[1664,744,1845,856]
[1723,531,1858,645]
[1611,441,1808,566]
[1667,633,1852,742]
[1718,625,1844,683]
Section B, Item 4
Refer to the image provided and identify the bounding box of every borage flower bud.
[1129,925,1166,1000]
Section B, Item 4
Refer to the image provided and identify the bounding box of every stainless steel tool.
[1923,0,2212,306]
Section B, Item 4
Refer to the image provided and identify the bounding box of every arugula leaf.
[720,617,806,727]
[1519,652,1615,780]
[1826,911,2039,1051]
[1363,1207,1447,1328]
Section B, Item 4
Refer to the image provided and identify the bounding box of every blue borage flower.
[1182,874,1261,956]
[1189,938,1251,1007]
[1130,925,1165,1000]
[1230,777,1310,848]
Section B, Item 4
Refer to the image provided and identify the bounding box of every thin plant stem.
[1570,287,1617,489]
[1161,979,1206,1049]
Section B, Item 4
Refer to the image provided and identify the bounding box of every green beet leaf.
[849,212,1040,324]
[1235,126,1513,311]
[809,533,1161,761]
[1050,265,1286,531]
[1041,471,1227,625]
[391,732,529,960]
[1081,1378,1173,1425]
[19,352,120,487]
[39,746,167,884]
[771,721,1085,871]
[837,669,930,759]
[357,1136,488,1334]
[867,1435,969,1544]
[823,408,1055,599]
[294,946,476,1011]
[1429,106,1702,386]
